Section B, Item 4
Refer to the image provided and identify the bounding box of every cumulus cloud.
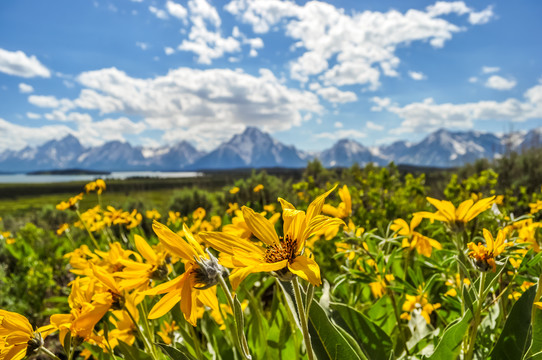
[485,75,516,90]
[149,6,168,19]
[19,83,34,93]
[0,48,51,78]
[0,118,72,152]
[136,42,149,50]
[166,0,187,19]
[225,1,493,89]
[315,129,367,140]
[316,86,358,103]
[31,66,320,151]
[366,121,384,131]
[408,71,427,80]
[26,112,41,119]
[482,66,500,74]
[370,79,542,134]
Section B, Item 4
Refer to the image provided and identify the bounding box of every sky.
[0,0,541,153]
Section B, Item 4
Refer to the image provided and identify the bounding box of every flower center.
[264,234,298,263]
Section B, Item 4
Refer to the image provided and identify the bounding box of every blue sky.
[0,0,541,153]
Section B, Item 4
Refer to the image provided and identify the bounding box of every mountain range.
[0,126,540,173]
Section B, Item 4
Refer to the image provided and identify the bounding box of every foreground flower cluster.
[1,176,542,360]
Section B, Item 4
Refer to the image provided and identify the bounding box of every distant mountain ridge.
[0,126,540,172]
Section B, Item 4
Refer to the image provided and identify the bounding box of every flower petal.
[153,221,199,261]
[288,255,321,286]
[148,288,183,319]
[242,206,279,246]
[306,186,337,224]
[134,234,158,264]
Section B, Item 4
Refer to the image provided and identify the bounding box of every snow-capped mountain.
[189,127,306,170]
[319,139,386,167]
[0,126,540,172]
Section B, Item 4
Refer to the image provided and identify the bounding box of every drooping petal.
[288,255,321,286]
[242,206,279,246]
[148,288,183,319]
[134,234,158,264]
[153,221,199,261]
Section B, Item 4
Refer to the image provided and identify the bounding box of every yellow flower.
[229,186,240,194]
[322,185,352,219]
[400,289,441,324]
[1,231,15,245]
[0,310,55,360]
[143,221,220,326]
[467,229,510,272]
[415,196,495,230]
[85,179,106,194]
[530,200,542,214]
[226,202,239,215]
[56,193,84,211]
[391,215,442,257]
[114,235,169,290]
[369,274,395,298]
[253,184,264,192]
[146,209,162,220]
[57,223,69,236]
[200,187,344,289]
[509,281,535,300]
[444,274,470,297]
[157,321,179,345]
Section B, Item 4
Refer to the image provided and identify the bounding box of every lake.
[0,171,203,184]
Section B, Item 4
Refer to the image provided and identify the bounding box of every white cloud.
[176,0,241,64]
[408,71,426,81]
[164,47,175,55]
[468,76,478,83]
[370,96,392,111]
[149,6,168,19]
[26,112,41,119]
[485,75,517,90]
[315,86,358,103]
[166,1,187,20]
[226,1,493,90]
[136,42,149,50]
[19,83,34,93]
[0,118,72,152]
[482,66,500,74]
[468,6,494,25]
[366,121,384,131]
[371,79,542,134]
[315,129,367,140]
[30,66,321,151]
[0,48,51,78]
[334,121,343,128]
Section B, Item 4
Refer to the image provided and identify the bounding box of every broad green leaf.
[308,298,361,360]
[330,302,393,360]
[117,340,153,360]
[425,310,472,360]
[489,285,537,360]
[157,343,198,360]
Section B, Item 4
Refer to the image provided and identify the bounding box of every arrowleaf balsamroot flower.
[391,215,442,257]
[415,196,495,231]
[0,310,55,360]
[322,185,352,219]
[143,221,222,325]
[199,187,344,289]
[468,228,510,272]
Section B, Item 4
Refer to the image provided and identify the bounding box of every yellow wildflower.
[157,321,179,345]
[229,186,240,194]
[391,215,442,257]
[56,193,84,211]
[400,289,441,324]
[146,209,162,220]
[467,229,510,272]
[253,184,264,192]
[530,200,542,214]
[322,185,352,219]
[200,187,344,289]
[57,223,69,236]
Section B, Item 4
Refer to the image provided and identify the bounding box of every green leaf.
[330,302,392,360]
[117,340,153,360]
[489,285,537,360]
[157,343,198,360]
[530,297,542,356]
[425,310,472,360]
[308,298,361,360]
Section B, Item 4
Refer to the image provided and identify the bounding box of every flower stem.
[465,271,486,360]
[292,277,314,360]
[217,273,251,360]
[76,209,99,249]
[125,306,159,360]
[39,346,62,360]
